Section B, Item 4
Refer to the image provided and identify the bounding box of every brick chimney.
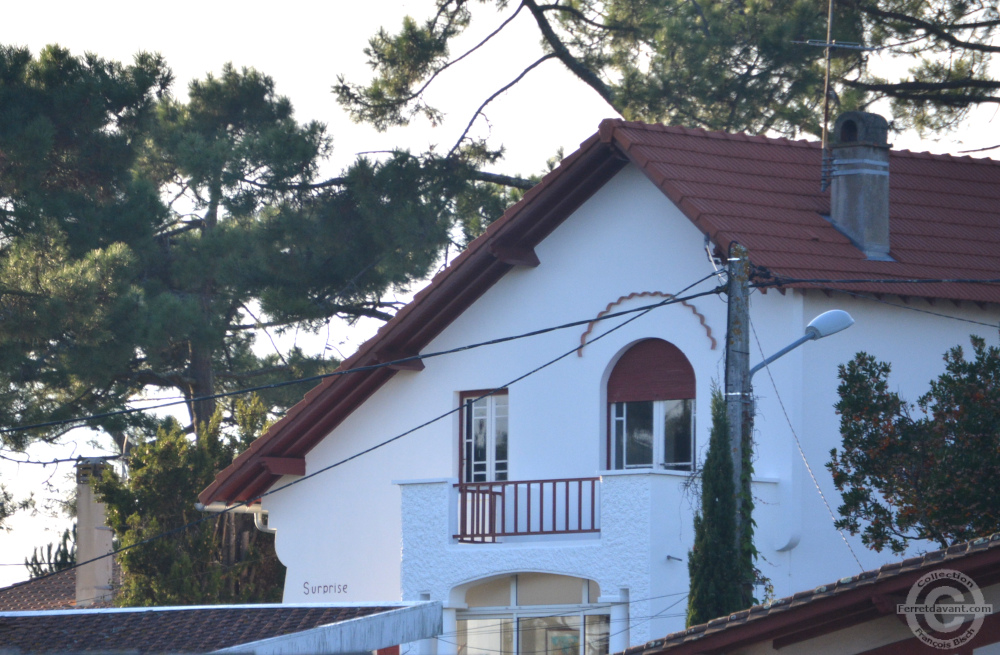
[75,459,114,607]
[829,111,892,260]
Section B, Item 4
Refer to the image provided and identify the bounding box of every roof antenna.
[794,0,880,190]
[821,0,835,192]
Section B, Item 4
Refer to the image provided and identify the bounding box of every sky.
[0,0,997,587]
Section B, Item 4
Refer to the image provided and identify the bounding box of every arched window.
[457,574,609,655]
[607,339,695,471]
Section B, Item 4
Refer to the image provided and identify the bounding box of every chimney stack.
[829,111,892,260]
[75,459,114,607]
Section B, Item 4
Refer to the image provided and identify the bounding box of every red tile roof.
[612,121,1000,302]
[0,565,119,611]
[627,532,1000,654]
[200,119,1000,506]
[0,569,77,611]
[0,603,399,653]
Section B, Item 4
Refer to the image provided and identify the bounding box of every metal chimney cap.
[833,112,889,148]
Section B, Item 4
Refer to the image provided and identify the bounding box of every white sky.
[0,0,996,587]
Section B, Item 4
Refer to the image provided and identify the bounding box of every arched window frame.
[606,339,696,472]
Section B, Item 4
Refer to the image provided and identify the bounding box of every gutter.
[195,501,275,534]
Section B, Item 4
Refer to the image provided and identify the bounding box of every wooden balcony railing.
[454,477,600,543]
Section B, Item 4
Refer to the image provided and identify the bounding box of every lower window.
[456,614,609,655]
[456,574,610,655]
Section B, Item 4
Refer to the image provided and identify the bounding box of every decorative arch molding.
[577,291,717,356]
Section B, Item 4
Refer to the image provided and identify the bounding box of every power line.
[435,592,692,653]
[755,275,1000,287]
[828,288,999,328]
[15,273,722,587]
[0,284,723,439]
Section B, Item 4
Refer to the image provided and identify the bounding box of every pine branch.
[469,170,535,189]
[858,3,1000,53]
[523,0,617,106]
[536,3,640,34]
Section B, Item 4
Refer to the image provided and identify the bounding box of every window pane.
[466,577,513,607]
[519,616,580,655]
[625,401,653,467]
[613,405,625,470]
[587,579,601,603]
[585,615,610,655]
[663,399,693,470]
[458,618,514,655]
[517,573,583,606]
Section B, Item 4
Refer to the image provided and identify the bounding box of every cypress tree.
[686,388,745,627]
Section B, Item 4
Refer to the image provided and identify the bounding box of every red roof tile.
[627,533,1000,654]
[0,565,120,611]
[200,119,1000,506]
[0,570,77,611]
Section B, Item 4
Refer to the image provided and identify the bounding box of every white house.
[199,113,1000,655]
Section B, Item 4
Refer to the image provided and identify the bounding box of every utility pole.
[725,242,750,523]
[725,242,755,606]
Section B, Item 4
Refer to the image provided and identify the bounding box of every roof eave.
[200,130,629,505]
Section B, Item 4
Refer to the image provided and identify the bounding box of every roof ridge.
[891,147,999,165]
[611,120,820,149]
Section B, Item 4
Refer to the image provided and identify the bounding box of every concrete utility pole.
[725,242,751,536]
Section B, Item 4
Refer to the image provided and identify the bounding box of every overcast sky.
[0,0,995,587]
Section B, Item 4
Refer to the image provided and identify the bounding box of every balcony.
[454,477,601,543]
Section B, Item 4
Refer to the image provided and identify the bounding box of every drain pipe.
[195,502,276,534]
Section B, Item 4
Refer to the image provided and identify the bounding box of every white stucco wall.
[260,162,1000,649]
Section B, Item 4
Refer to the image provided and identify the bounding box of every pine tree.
[93,396,284,605]
[686,388,747,627]
[0,46,474,450]
[338,0,1000,140]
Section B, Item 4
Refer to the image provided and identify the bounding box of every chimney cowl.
[833,111,889,149]
[829,111,892,261]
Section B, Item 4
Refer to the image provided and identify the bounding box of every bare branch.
[240,176,346,191]
[469,170,535,189]
[448,54,558,157]
[239,303,288,367]
[957,142,1000,153]
[215,366,293,381]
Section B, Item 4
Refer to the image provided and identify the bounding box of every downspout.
[195,501,276,534]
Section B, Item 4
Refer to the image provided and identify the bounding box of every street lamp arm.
[748,310,855,382]
[749,334,815,381]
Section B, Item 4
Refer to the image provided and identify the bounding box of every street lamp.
[749,309,855,381]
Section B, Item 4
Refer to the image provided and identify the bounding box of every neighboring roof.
[0,569,77,612]
[0,566,120,611]
[627,533,1000,654]
[200,119,1000,506]
[0,601,441,654]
